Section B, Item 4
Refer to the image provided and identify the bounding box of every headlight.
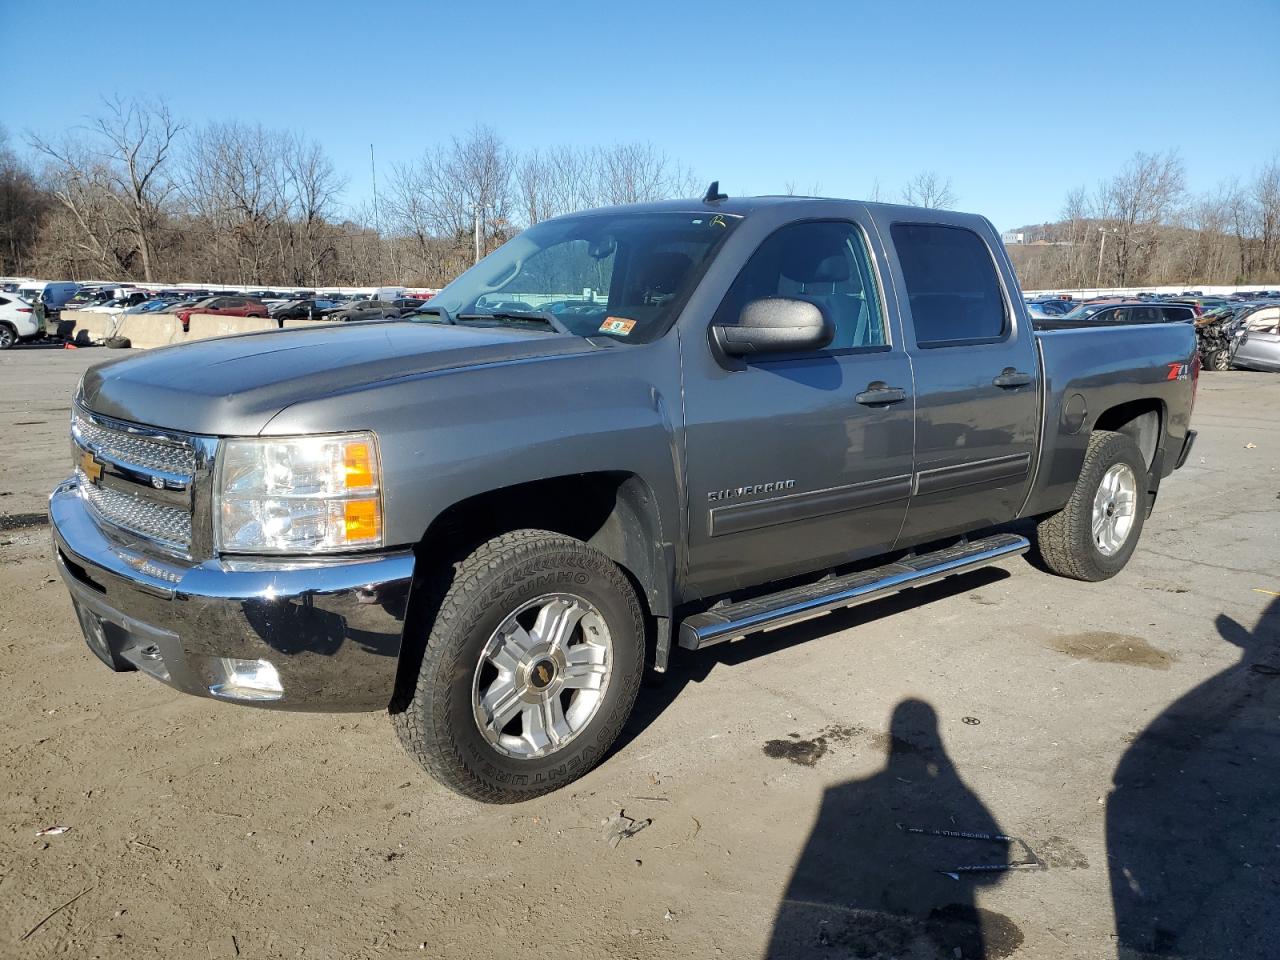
[215,432,383,554]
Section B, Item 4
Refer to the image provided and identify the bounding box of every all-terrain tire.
[391,529,645,803]
[1034,430,1148,582]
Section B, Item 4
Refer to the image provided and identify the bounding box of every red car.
[174,296,269,331]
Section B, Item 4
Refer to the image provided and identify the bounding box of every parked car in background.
[322,299,399,321]
[270,299,339,321]
[173,296,270,330]
[1168,296,1231,316]
[1061,300,1124,321]
[1086,303,1196,324]
[389,298,429,315]
[81,292,150,314]
[1231,304,1280,372]
[0,294,39,349]
[1027,297,1075,316]
[124,298,179,315]
[43,281,84,314]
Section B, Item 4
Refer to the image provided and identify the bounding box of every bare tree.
[0,125,51,275]
[902,171,957,209]
[516,146,592,224]
[279,133,346,284]
[1252,155,1280,277]
[31,97,181,282]
[387,124,513,270]
[1094,150,1185,285]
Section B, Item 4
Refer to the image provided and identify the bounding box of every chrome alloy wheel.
[472,594,612,759]
[1092,462,1138,557]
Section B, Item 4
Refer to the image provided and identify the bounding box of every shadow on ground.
[762,698,1025,959]
[1108,597,1280,958]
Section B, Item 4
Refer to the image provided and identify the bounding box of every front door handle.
[992,368,1034,388]
[855,382,908,406]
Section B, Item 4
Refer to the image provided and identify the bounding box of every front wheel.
[1206,348,1232,371]
[1034,430,1148,581]
[392,530,645,802]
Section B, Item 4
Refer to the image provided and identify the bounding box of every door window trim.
[713,218,894,361]
[892,221,1015,350]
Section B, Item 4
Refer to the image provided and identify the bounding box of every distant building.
[1002,231,1025,245]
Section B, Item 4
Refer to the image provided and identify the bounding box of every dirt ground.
[2,347,1278,960]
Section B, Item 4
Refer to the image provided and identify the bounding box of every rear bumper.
[49,479,415,711]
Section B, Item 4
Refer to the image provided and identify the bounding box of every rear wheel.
[1034,430,1148,581]
[0,323,15,350]
[392,529,645,803]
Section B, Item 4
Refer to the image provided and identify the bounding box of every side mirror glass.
[712,297,834,357]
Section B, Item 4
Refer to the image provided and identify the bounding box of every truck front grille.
[72,412,197,476]
[71,407,204,553]
[78,472,194,548]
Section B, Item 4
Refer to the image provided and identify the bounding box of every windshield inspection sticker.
[600,317,636,336]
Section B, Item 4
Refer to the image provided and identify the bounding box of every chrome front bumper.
[50,478,415,711]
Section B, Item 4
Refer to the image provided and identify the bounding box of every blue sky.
[3,0,1278,231]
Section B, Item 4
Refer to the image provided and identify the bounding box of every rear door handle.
[855,382,908,406]
[992,368,1033,388]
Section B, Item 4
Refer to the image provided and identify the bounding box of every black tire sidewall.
[1072,434,1148,579]
[428,541,643,798]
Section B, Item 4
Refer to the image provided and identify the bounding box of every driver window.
[713,220,886,352]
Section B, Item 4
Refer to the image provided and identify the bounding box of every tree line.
[2,99,1277,290]
[0,99,705,289]
[1008,150,1280,290]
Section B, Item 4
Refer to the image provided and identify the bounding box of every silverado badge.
[79,449,104,485]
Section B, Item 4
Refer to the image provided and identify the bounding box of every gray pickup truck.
[50,193,1198,802]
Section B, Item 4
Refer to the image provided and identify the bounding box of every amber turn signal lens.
[343,441,375,490]
[343,498,381,542]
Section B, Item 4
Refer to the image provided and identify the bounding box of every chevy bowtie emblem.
[536,665,550,684]
[79,449,104,485]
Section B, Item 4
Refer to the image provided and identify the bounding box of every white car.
[0,294,40,349]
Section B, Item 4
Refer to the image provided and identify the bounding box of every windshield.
[418,211,741,342]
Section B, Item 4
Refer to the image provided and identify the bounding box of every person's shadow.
[1108,597,1280,958]
[767,699,1025,959]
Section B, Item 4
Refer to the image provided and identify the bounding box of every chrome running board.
[677,533,1029,650]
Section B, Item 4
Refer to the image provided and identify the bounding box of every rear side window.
[891,223,1007,347]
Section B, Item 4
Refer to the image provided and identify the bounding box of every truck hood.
[80,320,599,435]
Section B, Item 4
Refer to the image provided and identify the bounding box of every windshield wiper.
[410,304,455,324]
[456,310,572,335]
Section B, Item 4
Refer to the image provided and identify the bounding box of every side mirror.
[712,297,834,357]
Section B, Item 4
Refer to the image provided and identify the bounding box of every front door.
[681,218,916,599]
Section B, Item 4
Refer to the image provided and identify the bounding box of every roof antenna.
[703,180,728,204]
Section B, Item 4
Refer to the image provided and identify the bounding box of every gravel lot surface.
[2,347,1277,959]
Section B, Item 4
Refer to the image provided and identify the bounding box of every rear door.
[680,214,915,597]
[882,219,1041,544]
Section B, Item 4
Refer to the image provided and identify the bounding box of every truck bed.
[1023,320,1198,518]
